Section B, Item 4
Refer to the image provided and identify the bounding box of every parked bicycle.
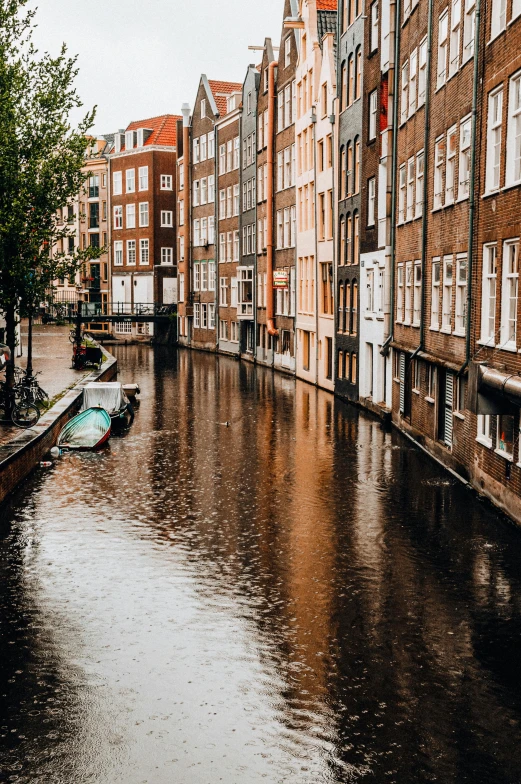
[11,368,49,406]
[0,380,40,428]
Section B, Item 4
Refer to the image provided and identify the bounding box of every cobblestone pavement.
[0,323,88,446]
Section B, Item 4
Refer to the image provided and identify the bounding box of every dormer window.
[136,128,153,148]
[228,95,237,113]
[114,133,124,154]
[125,131,134,150]
[201,99,206,118]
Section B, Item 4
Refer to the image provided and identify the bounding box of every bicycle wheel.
[36,386,49,404]
[12,403,40,428]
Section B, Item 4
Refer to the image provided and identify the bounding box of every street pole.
[26,311,33,378]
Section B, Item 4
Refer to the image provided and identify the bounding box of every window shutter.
[444,372,454,446]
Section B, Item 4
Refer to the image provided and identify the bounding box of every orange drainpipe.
[182,104,192,310]
[266,60,279,338]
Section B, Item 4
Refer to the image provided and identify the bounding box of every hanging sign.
[273,271,289,289]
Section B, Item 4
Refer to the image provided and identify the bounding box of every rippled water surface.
[1,346,521,784]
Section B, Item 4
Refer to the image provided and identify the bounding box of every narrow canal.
[1,346,521,784]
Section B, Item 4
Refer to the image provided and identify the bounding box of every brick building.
[109,115,180,340]
[335,0,363,401]
[216,89,242,355]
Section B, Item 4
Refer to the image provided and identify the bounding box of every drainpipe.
[266,60,279,338]
[380,0,401,357]
[214,120,219,352]
[459,0,482,376]
[312,106,319,384]
[182,103,192,343]
[411,0,434,363]
[330,105,337,386]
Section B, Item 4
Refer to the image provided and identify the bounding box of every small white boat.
[81,382,133,426]
[122,383,140,400]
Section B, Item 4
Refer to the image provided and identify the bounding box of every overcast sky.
[31,0,285,135]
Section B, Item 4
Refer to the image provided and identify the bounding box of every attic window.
[136,128,153,147]
[201,99,206,118]
[263,69,269,93]
[228,95,237,113]
[125,131,134,150]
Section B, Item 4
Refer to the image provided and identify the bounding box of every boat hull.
[57,407,111,451]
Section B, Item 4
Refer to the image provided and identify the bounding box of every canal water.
[1,346,521,784]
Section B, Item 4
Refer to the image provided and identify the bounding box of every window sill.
[487,29,506,45]
[502,180,521,193]
[440,326,452,334]
[412,321,421,328]
[499,343,517,353]
[454,411,465,421]
[413,388,420,395]
[477,338,495,346]
[508,13,521,26]
[482,188,500,199]
[495,448,514,462]
[432,205,443,213]
[364,314,374,319]
[455,194,470,204]
[452,330,465,337]
[430,325,440,332]
[425,396,435,404]
[476,436,493,449]
[394,377,400,383]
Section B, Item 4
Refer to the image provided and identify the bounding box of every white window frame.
[370,1,379,52]
[139,202,149,227]
[404,261,413,324]
[139,238,149,266]
[434,137,445,209]
[458,116,471,200]
[415,150,424,218]
[127,239,136,266]
[442,254,453,331]
[401,61,409,124]
[445,125,457,204]
[113,205,123,230]
[398,164,406,223]
[161,210,173,228]
[463,0,476,63]
[113,170,122,196]
[455,253,468,335]
[126,168,135,193]
[409,48,418,116]
[431,257,441,329]
[160,174,173,191]
[490,0,506,40]
[480,243,497,344]
[413,260,422,326]
[449,0,461,77]
[418,38,427,106]
[126,203,135,229]
[437,10,449,88]
[500,238,519,349]
[138,166,149,191]
[486,88,503,193]
[367,177,376,226]
[114,240,123,266]
[476,415,493,448]
[406,157,415,221]
[161,247,173,265]
[506,72,521,187]
[369,90,378,140]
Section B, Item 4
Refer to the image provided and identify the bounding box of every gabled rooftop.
[208,80,243,116]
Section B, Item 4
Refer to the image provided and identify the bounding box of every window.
[413,261,422,325]
[139,239,149,265]
[208,131,215,158]
[126,203,135,229]
[219,190,226,219]
[368,178,376,226]
[354,138,360,193]
[234,136,240,169]
[219,144,226,174]
[418,38,427,106]
[486,89,503,192]
[449,0,461,76]
[431,258,441,328]
[161,211,173,227]
[114,240,123,266]
[219,320,228,341]
[194,263,200,291]
[126,168,135,193]
[219,233,226,261]
[138,166,148,191]
[455,254,468,334]
[399,164,406,222]
[113,171,122,195]
[193,180,200,206]
[139,202,149,227]
[437,10,449,88]
[353,213,359,263]
[415,151,424,218]
[477,415,492,447]
[193,137,200,163]
[397,264,404,320]
[208,261,216,291]
[370,1,379,51]
[501,239,519,348]
[401,61,409,123]
[355,48,362,100]
[208,175,215,203]
[458,117,471,199]
[201,262,208,291]
[285,36,291,67]
[227,140,233,172]
[409,48,418,116]
[407,157,415,220]
[200,177,207,205]
[506,73,521,187]
[233,184,240,216]
[201,134,207,161]
[497,415,515,459]
[446,125,457,204]
[237,268,254,317]
[179,201,184,226]
[405,262,413,323]
[369,90,378,140]
[463,0,476,61]
[367,269,375,313]
[348,55,354,106]
[481,244,497,343]
[442,255,453,330]
[160,174,173,190]
[114,205,122,229]
[194,303,200,328]
[178,165,184,190]
[434,137,445,209]
[209,216,215,245]
[220,277,227,306]
[161,247,173,265]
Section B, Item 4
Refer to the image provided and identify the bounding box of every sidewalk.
[0,323,90,446]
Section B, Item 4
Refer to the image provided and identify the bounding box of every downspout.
[214,119,220,352]
[459,0,482,375]
[380,0,401,356]
[411,0,434,362]
[312,106,319,383]
[266,60,279,338]
[182,103,192,342]
[330,104,337,386]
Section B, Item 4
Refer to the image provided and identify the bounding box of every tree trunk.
[5,304,17,389]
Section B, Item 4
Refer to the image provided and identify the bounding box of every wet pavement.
[1,345,521,784]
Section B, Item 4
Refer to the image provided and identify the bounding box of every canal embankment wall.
[0,349,117,507]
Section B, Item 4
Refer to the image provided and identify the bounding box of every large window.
[480,244,497,343]
[139,202,149,227]
[369,90,378,140]
[463,0,476,61]
[370,1,379,51]
[126,168,135,193]
[442,255,453,330]
[506,72,521,187]
[367,178,376,226]
[405,261,413,324]
[490,0,506,39]
[445,126,457,204]
[458,117,471,199]
[486,88,503,192]
[114,240,123,266]
[139,239,149,266]
[413,260,422,325]
[415,151,424,218]
[437,10,449,88]
[449,0,461,76]
[138,166,148,191]
[127,240,136,266]
[500,239,519,349]
[113,171,122,196]
[431,258,441,328]
[455,254,468,335]
[434,137,445,209]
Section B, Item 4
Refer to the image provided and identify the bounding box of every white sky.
[31,0,285,135]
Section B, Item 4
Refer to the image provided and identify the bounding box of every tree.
[0,0,99,386]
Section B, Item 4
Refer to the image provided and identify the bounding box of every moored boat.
[57,407,111,451]
[81,382,133,426]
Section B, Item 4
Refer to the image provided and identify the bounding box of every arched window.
[355,48,362,99]
[345,281,351,332]
[351,352,358,383]
[338,283,344,332]
[351,280,358,335]
[340,147,346,198]
[354,137,360,193]
[353,212,359,264]
[345,352,351,380]
[347,141,353,196]
[346,213,352,265]
[339,216,346,265]
[338,350,344,379]
[348,55,354,106]
[340,62,347,111]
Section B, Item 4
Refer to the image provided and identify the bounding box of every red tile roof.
[208,80,242,116]
[123,114,182,149]
[317,0,337,8]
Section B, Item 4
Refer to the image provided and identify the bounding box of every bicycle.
[0,380,40,428]
[19,371,49,406]
[69,328,84,344]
